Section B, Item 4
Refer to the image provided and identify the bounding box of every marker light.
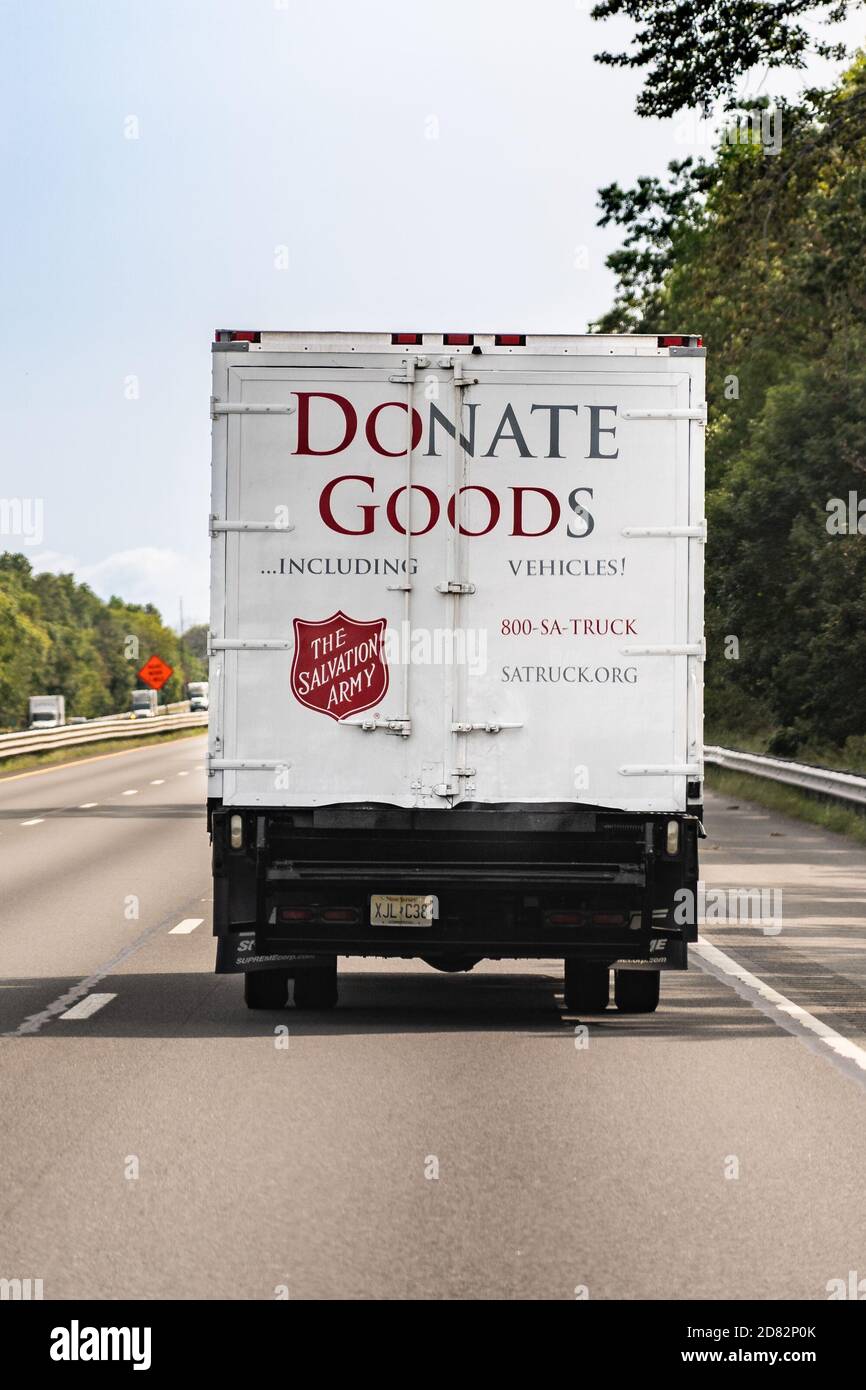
[214,330,261,343]
[666,819,681,855]
[230,814,243,850]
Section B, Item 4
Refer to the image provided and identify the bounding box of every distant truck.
[28,695,66,729]
[131,689,159,718]
[187,681,209,712]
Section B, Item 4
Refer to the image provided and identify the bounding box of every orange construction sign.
[138,655,174,691]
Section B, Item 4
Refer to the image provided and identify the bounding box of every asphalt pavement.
[1,736,865,1299]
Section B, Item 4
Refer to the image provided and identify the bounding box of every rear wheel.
[293,959,338,1010]
[244,969,289,1010]
[563,960,609,1013]
[614,969,660,1014]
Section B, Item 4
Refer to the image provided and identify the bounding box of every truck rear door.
[210,347,703,813]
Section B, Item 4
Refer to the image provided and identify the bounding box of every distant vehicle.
[131,689,159,718]
[28,695,66,729]
[187,681,209,712]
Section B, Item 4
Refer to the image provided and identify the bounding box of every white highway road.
[1,734,865,1299]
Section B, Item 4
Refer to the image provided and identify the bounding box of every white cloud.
[28,547,208,631]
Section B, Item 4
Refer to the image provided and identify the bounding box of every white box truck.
[28,694,66,729]
[131,689,159,718]
[208,330,705,1012]
[187,681,209,712]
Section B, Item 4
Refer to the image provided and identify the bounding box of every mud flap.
[611,936,688,971]
[216,931,325,974]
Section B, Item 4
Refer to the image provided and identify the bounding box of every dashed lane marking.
[60,993,117,1021]
[169,918,204,935]
[2,890,212,1037]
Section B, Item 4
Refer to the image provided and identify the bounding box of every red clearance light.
[391,332,423,345]
[658,334,702,348]
[547,909,584,926]
[495,333,526,346]
[215,330,261,343]
[444,333,473,346]
[592,911,628,927]
[279,907,314,922]
[321,907,359,923]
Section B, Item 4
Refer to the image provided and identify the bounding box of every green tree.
[593,58,866,749]
[0,554,209,726]
[591,1,857,116]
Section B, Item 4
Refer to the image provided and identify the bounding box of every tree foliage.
[591,1,856,116]
[0,553,207,729]
[593,60,866,750]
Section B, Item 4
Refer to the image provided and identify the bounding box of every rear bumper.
[210,802,700,975]
[215,932,687,974]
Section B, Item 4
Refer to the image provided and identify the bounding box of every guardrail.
[704,745,866,810]
[3,724,862,803]
[0,708,208,760]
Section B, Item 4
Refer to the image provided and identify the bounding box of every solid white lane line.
[79,802,98,809]
[177,771,189,777]
[20,818,44,826]
[170,918,204,935]
[150,779,165,785]
[122,789,138,796]
[695,936,866,1080]
[60,993,116,1021]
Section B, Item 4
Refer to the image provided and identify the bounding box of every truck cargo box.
[208,332,704,813]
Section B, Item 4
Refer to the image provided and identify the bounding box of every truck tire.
[293,960,338,1010]
[244,969,289,1010]
[614,969,660,1014]
[563,960,609,1013]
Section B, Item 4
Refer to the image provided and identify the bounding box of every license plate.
[370,894,438,926]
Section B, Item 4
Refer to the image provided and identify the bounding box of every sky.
[1,0,863,628]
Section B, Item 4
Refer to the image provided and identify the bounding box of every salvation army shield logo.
[291,611,389,721]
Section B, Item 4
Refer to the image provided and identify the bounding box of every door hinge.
[619,406,707,423]
[209,638,293,651]
[622,643,704,657]
[619,764,702,777]
[211,399,296,417]
[621,522,706,540]
[210,515,295,536]
[207,757,293,771]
